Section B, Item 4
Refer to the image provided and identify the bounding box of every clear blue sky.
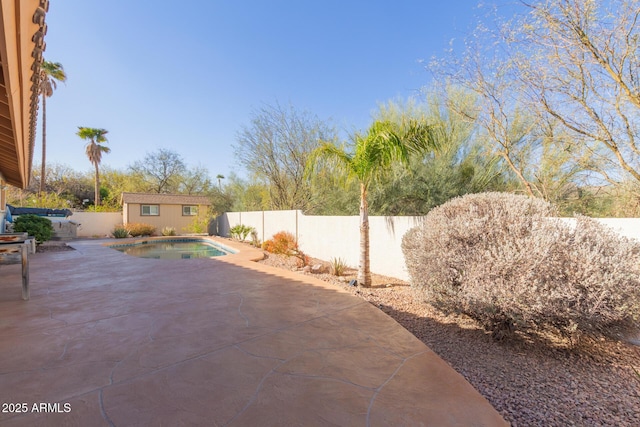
[39,1,511,180]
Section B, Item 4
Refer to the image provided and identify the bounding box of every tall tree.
[38,60,66,194]
[516,0,640,184]
[77,127,110,207]
[129,148,187,193]
[225,173,270,212]
[179,165,213,195]
[234,103,337,211]
[308,119,435,287]
[435,0,640,194]
[431,15,595,201]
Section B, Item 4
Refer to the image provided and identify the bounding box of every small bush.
[13,214,53,243]
[125,222,156,237]
[262,231,308,266]
[250,229,261,247]
[329,257,348,276]
[184,215,210,234]
[161,226,177,236]
[230,224,254,241]
[112,226,129,238]
[402,192,640,340]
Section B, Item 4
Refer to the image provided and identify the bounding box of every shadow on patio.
[0,239,506,426]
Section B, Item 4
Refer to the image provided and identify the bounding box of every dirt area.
[255,248,640,427]
[36,241,76,253]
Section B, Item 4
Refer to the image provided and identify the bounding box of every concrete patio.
[0,238,507,426]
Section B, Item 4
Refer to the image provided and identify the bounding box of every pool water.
[111,240,229,259]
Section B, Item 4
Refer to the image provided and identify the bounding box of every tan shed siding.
[126,203,204,233]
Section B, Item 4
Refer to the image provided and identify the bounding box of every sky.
[39,0,514,181]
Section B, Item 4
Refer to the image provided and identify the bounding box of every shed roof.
[121,192,211,206]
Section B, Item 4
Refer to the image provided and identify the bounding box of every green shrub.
[184,215,210,234]
[13,214,54,243]
[230,224,254,241]
[402,192,640,340]
[262,231,309,266]
[125,222,156,237]
[161,226,177,236]
[112,225,129,238]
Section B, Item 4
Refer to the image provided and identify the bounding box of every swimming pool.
[109,238,235,259]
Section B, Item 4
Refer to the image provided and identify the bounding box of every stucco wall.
[220,210,640,281]
[73,212,123,237]
[219,210,422,280]
[557,217,640,240]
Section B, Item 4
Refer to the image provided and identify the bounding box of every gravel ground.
[257,250,640,427]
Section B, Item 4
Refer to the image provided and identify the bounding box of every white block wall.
[219,210,422,280]
[220,210,640,282]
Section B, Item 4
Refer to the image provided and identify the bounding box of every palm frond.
[76,127,109,142]
[306,141,356,179]
[41,60,67,82]
[78,127,110,166]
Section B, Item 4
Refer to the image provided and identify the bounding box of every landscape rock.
[310,263,325,274]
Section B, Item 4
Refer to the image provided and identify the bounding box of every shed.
[121,192,212,234]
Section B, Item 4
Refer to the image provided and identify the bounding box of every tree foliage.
[431,0,640,209]
[224,173,270,212]
[234,103,337,211]
[129,148,187,194]
[517,0,640,184]
[178,165,213,195]
[367,96,509,215]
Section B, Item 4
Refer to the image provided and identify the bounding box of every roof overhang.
[0,0,47,189]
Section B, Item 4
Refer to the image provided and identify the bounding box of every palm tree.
[77,127,110,207]
[308,119,436,287]
[39,60,67,194]
[216,174,225,189]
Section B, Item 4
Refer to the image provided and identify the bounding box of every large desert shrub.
[13,214,54,243]
[402,192,640,339]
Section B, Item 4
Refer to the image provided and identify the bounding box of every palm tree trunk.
[357,182,371,287]
[94,162,101,207]
[39,94,47,195]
